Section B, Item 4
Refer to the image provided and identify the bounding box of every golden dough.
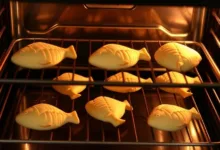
[89,43,151,70]
[85,96,133,127]
[104,72,153,93]
[155,71,201,98]
[16,103,80,130]
[11,42,77,69]
[148,104,201,131]
[52,72,94,100]
[154,42,202,72]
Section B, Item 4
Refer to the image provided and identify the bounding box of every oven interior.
[0,1,220,150]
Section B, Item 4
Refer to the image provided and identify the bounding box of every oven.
[0,1,220,150]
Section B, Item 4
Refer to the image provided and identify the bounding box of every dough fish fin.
[40,61,51,66]
[68,88,81,100]
[65,45,77,59]
[120,61,129,66]
[176,124,187,130]
[89,76,94,82]
[139,47,151,61]
[40,124,52,128]
[193,77,201,83]
[67,111,80,124]
[179,89,193,98]
[190,107,201,120]
[127,87,138,93]
[70,93,81,100]
[176,61,184,71]
[89,76,94,87]
[123,100,133,111]
[109,114,126,127]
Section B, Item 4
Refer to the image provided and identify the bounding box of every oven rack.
[0,38,220,85]
[0,38,219,147]
[0,69,219,147]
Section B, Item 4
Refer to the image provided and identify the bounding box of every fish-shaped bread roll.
[89,43,151,70]
[16,103,80,130]
[147,104,201,131]
[104,72,153,93]
[85,96,133,127]
[155,71,201,98]
[154,42,202,72]
[52,72,94,100]
[11,42,77,69]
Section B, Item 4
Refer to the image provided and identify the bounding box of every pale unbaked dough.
[89,43,151,70]
[155,71,201,98]
[16,103,80,130]
[104,72,153,93]
[52,72,94,100]
[11,42,77,69]
[85,96,133,127]
[154,42,202,72]
[147,104,201,131]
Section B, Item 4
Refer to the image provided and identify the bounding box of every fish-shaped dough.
[156,71,201,98]
[15,103,80,130]
[154,42,202,72]
[85,96,133,127]
[89,43,151,70]
[11,42,77,69]
[147,104,201,131]
[104,72,153,93]
[52,72,94,100]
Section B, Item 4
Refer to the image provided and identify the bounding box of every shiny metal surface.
[9,2,206,41]
[24,25,189,38]
[1,1,220,150]
[210,11,220,48]
[84,4,136,9]
[210,29,220,48]
[191,8,207,41]
[212,10,220,25]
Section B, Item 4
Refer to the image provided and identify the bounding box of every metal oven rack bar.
[0,38,219,148]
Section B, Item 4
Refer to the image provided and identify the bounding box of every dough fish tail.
[110,114,126,127]
[89,76,94,82]
[139,47,151,61]
[67,111,80,124]
[89,76,94,87]
[144,77,153,83]
[193,77,201,83]
[179,89,193,98]
[70,93,81,100]
[65,45,77,59]
[123,100,133,111]
[190,107,201,120]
